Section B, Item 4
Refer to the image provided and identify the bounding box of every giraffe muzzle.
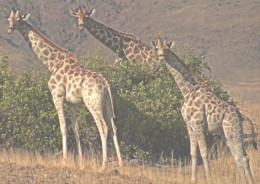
[8,27,13,34]
[159,55,165,60]
[79,24,84,30]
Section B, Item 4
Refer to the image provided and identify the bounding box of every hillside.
[1,0,260,102]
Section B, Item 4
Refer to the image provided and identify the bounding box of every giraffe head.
[151,37,175,60]
[69,6,96,30]
[7,9,30,34]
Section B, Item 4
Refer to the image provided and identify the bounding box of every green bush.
[82,49,234,162]
[0,49,233,163]
[0,56,60,151]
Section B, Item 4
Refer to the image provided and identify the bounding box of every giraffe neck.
[83,17,158,65]
[164,49,198,98]
[85,17,139,53]
[83,17,124,52]
[16,21,70,74]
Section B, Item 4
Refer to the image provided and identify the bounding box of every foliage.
[0,49,233,164]
[0,56,60,151]
[82,49,234,162]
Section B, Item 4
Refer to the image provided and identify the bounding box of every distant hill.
[1,0,260,102]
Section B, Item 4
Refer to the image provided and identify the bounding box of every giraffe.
[68,6,213,90]
[151,37,257,184]
[7,9,123,169]
[69,6,158,68]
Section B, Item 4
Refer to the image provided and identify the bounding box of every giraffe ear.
[167,41,175,49]
[10,10,14,17]
[69,9,77,17]
[150,40,157,48]
[21,13,30,21]
[87,9,96,17]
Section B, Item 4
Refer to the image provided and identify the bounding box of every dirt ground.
[0,162,85,184]
[0,162,152,184]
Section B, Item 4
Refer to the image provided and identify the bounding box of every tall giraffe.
[7,9,123,169]
[69,6,158,68]
[69,6,213,90]
[151,37,257,184]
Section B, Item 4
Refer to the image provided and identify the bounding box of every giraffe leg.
[196,127,211,181]
[110,117,123,167]
[104,100,123,167]
[85,102,108,170]
[68,103,83,168]
[97,113,108,170]
[243,156,254,184]
[53,95,67,164]
[187,126,198,183]
[225,139,247,183]
[223,121,254,184]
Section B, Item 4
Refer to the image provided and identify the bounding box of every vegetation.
[0,49,233,164]
[0,146,259,183]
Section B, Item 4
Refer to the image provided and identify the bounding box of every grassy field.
[0,145,259,184]
[0,102,259,184]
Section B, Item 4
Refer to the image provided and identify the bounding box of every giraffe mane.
[27,22,75,57]
[96,21,140,42]
[118,31,140,42]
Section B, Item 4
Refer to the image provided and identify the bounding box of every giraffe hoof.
[191,179,197,183]
[101,162,108,172]
[62,158,68,167]
[79,161,84,170]
[119,161,124,167]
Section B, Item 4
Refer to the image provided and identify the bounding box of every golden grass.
[0,103,259,184]
[0,145,259,184]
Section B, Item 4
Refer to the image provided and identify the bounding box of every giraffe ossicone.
[7,9,123,169]
[152,36,257,184]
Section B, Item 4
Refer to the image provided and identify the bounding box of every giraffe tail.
[106,84,115,118]
[241,114,258,150]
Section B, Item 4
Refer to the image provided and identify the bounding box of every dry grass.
[0,144,259,184]
[0,103,259,184]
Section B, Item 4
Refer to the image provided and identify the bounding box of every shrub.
[0,49,233,163]
[81,49,234,162]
